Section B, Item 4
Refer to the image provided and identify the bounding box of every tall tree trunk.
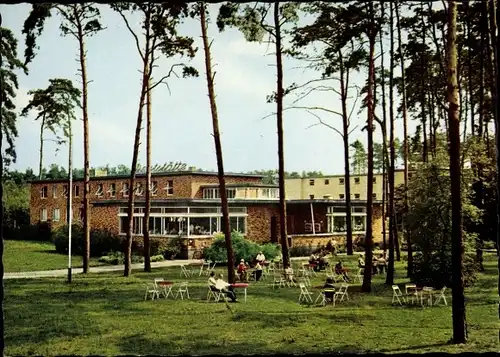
[38,116,45,179]
[386,1,396,285]
[143,77,152,273]
[465,0,475,137]
[479,6,486,139]
[125,11,151,277]
[447,0,467,344]
[362,2,376,293]
[378,3,388,253]
[0,12,4,356]
[200,2,236,283]
[421,3,428,164]
[339,53,353,256]
[395,0,412,278]
[75,12,91,274]
[274,1,290,269]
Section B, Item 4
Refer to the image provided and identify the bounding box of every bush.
[203,231,279,264]
[6,222,52,242]
[131,237,183,259]
[289,245,314,257]
[98,251,163,265]
[483,240,497,250]
[53,224,122,257]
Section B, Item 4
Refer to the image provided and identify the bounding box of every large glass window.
[149,217,162,234]
[332,216,346,232]
[190,217,211,235]
[327,205,366,233]
[353,216,366,231]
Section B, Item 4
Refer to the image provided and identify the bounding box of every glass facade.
[326,206,366,233]
[118,206,247,236]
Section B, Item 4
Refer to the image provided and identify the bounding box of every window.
[339,178,345,185]
[135,183,144,196]
[226,188,236,199]
[354,193,360,199]
[52,185,57,198]
[324,179,330,185]
[121,183,129,197]
[309,194,315,199]
[339,194,345,199]
[40,208,47,222]
[262,188,278,198]
[372,193,377,199]
[151,181,158,196]
[373,177,377,184]
[353,216,366,231]
[165,180,174,195]
[73,185,80,197]
[203,188,218,199]
[108,183,116,197]
[95,184,104,197]
[309,179,315,186]
[53,208,60,222]
[63,185,68,197]
[40,186,48,198]
[354,177,360,184]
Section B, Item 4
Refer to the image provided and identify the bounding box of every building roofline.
[29,170,264,184]
[200,183,278,188]
[285,169,408,180]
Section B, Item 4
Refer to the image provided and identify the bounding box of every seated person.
[372,256,379,275]
[237,259,248,282]
[208,272,219,292]
[358,255,365,268]
[256,251,266,265]
[323,277,336,302]
[251,262,263,281]
[335,261,350,281]
[215,274,237,302]
[309,253,318,265]
[284,265,297,283]
[318,253,329,271]
[377,254,387,274]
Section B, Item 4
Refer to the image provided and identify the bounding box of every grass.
[4,240,103,272]
[4,253,499,355]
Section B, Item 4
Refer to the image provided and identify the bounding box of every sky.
[1,3,417,175]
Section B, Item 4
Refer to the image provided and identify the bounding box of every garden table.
[231,283,249,303]
[158,281,174,299]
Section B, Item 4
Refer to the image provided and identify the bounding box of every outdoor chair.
[434,287,448,306]
[299,275,311,287]
[154,278,174,299]
[207,286,226,302]
[314,289,335,306]
[180,265,192,278]
[392,285,404,306]
[356,268,364,283]
[405,283,418,304]
[272,273,286,289]
[333,283,349,306]
[175,282,190,300]
[298,283,314,304]
[422,286,434,306]
[144,283,160,301]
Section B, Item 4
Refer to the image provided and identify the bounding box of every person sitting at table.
[215,274,237,302]
[335,261,350,281]
[251,262,263,281]
[377,254,387,274]
[208,272,218,292]
[256,251,266,265]
[323,277,336,302]
[237,259,248,282]
[318,253,329,271]
[284,265,297,284]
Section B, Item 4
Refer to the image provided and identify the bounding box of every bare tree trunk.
[421,3,428,164]
[479,6,486,139]
[447,0,467,344]
[143,77,152,273]
[396,1,412,278]
[377,3,388,253]
[125,11,151,277]
[339,53,353,256]
[362,2,376,293]
[75,12,91,274]
[38,116,45,179]
[0,12,4,356]
[386,1,396,285]
[274,1,290,269]
[200,2,236,283]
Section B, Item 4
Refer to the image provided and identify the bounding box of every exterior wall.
[285,170,406,200]
[91,205,120,234]
[246,204,280,244]
[191,176,262,199]
[287,204,328,234]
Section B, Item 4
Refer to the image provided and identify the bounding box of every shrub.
[53,224,122,257]
[7,222,53,242]
[98,251,162,265]
[483,240,497,250]
[289,245,314,257]
[203,231,279,264]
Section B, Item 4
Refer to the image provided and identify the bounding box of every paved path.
[4,251,375,280]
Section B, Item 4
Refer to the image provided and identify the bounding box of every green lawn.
[4,254,499,355]
[4,240,103,272]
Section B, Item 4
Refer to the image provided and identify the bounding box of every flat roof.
[200,183,278,189]
[285,169,407,180]
[30,170,264,184]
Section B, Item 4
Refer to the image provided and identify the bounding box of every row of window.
[309,173,413,186]
[119,215,247,236]
[40,180,174,199]
[309,193,378,200]
[202,187,279,199]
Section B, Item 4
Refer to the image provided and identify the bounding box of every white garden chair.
[207,286,226,302]
[180,265,192,278]
[433,286,448,306]
[421,286,434,306]
[175,282,190,300]
[299,275,311,287]
[144,283,160,301]
[298,283,314,304]
[272,272,286,289]
[392,285,404,306]
[333,283,349,306]
[405,283,418,304]
[315,289,335,306]
[154,278,173,299]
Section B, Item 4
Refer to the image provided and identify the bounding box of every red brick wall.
[287,204,328,234]
[191,176,263,199]
[246,204,280,244]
